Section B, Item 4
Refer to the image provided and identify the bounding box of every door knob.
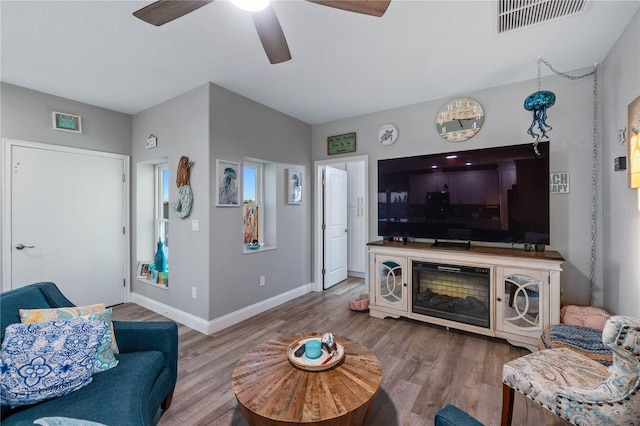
[16,244,35,250]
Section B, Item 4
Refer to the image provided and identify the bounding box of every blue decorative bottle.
[154,239,166,273]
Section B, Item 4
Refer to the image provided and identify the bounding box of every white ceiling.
[2,0,638,125]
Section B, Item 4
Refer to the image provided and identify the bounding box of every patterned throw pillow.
[77,310,118,372]
[0,320,108,407]
[20,304,119,354]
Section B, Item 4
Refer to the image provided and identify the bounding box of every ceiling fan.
[133,0,391,64]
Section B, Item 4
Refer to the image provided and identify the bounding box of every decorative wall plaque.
[327,132,356,155]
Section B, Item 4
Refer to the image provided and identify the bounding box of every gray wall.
[0,83,131,289]
[130,83,312,321]
[207,84,312,318]
[601,10,640,318]
[131,84,211,320]
[0,83,131,154]
[311,68,604,307]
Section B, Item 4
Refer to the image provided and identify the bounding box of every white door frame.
[313,154,368,293]
[1,139,131,301]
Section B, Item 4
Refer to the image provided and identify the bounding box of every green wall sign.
[53,112,82,133]
[327,132,356,155]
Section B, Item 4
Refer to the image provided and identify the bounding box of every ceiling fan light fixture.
[231,0,271,12]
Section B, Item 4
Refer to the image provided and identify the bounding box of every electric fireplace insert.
[412,261,490,328]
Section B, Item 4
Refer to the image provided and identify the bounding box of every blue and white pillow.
[0,320,108,407]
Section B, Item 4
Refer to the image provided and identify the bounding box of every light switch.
[192,219,199,231]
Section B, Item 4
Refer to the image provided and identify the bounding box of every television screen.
[378,142,549,244]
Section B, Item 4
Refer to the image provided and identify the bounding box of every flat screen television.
[378,141,549,245]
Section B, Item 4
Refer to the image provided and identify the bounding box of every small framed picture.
[146,135,157,149]
[52,111,81,133]
[288,169,302,205]
[216,159,240,206]
[137,261,152,279]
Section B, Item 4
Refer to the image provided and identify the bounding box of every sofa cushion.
[2,351,165,426]
[0,320,108,407]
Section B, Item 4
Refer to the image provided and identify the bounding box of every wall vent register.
[497,0,586,33]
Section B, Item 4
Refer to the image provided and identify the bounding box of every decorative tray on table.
[287,337,345,371]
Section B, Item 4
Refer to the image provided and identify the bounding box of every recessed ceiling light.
[446,155,457,159]
[231,0,271,12]
[431,165,438,169]
[466,161,472,166]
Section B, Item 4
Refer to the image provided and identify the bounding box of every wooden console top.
[367,240,564,262]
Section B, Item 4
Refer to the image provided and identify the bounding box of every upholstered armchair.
[501,315,640,425]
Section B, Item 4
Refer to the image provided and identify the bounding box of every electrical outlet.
[191,287,197,298]
[260,276,265,287]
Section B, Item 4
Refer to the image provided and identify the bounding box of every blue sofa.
[0,282,178,426]
[435,405,484,426]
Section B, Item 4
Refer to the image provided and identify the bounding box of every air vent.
[497,0,587,33]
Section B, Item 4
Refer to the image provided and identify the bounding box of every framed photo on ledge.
[136,261,152,279]
[288,169,302,204]
[216,160,240,206]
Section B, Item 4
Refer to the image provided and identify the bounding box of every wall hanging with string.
[172,156,194,219]
[528,57,599,305]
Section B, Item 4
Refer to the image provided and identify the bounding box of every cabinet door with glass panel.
[373,255,408,312]
[496,267,548,338]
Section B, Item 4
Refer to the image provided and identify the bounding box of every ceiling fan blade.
[306,0,391,17]
[252,4,292,64]
[133,0,214,26]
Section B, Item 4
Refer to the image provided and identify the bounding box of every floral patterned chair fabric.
[501,315,640,426]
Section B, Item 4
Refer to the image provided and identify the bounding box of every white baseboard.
[129,292,210,333]
[130,282,313,335]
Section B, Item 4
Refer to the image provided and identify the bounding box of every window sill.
[136,278,169,290]
[243,245,276,255]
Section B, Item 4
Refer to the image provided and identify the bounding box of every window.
[156,163,169,262]
[243,161,263,244]
[243,159,276,251]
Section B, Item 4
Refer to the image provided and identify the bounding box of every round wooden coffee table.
[231,333,382,426]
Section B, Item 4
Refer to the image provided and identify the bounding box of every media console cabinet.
[368,240,564,352]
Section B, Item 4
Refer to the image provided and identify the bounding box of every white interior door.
[5,141,128,306]
[323,166,348,289]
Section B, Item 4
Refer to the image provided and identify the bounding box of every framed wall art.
[288,169,302,204]
[628,95,640,188]
[52,111,81,133]
[216,160,240,206]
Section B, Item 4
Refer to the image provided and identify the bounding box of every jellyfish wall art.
[524,90,556,156]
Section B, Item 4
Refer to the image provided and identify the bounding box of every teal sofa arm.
[435,405,484,426]
[113,321,178,386]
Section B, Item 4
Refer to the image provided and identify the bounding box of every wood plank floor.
[112,278,569,426]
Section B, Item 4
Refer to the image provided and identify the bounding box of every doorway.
[313,155,368,293]
[2,139,130,306]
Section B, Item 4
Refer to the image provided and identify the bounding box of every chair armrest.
[557,379,637,404]
[113,321,178,384]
